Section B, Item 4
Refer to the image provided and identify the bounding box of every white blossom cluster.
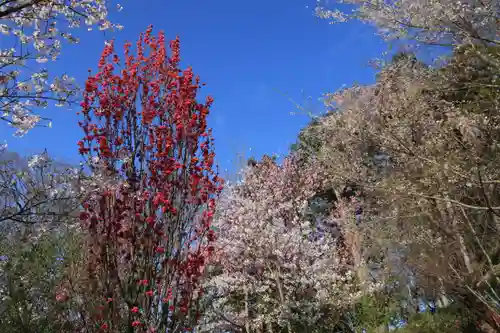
[199,157,369,332]
[315,0,500,46]
[0,150,84,233]
[0,0,123,136]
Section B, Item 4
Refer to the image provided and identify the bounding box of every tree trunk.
[275,265,292,333]
[244,284,251,333]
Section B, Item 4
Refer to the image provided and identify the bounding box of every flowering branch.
[0,0,123,136]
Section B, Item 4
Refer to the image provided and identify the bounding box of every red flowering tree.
[76,26,223,332]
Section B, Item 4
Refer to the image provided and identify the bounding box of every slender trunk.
[275,265,292,333]
[244,284,251,333]
[443,194,474,274]
[438,278,450,308]
[459,233,473,273]
[338,200,366,282]
[434,195,473,275]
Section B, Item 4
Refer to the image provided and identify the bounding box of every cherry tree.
[75,26,223,332]
[199,156,376,333]
[315,0,500,47]
[0,0,123,136]
[307,49,500,330]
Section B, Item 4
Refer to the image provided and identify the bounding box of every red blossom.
[78,25,223,331]
[55,291,68,302]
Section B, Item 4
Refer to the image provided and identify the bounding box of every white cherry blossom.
[0,0,123,136]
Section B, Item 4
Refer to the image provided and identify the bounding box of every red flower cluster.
[77,26,223,330]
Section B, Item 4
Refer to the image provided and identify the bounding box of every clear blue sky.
[1,0,386,174]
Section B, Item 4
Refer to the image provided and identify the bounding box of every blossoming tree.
[315,0,500,46]
[306,48,500,331]
[198,156,371,333]
[0,0,123,136]
[0,149,83,230]
[76,26,223,332]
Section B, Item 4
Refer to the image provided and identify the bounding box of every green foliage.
[290,112,334,164]
[396,308,477,333]
[0,229,83,332]
[349,294,400,332]
[390,52,418,65]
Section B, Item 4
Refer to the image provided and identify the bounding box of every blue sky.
[1,0,386,174]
